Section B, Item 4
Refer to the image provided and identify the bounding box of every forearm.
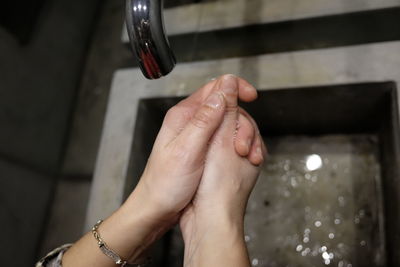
[184,215,250,267]
[62,188,163,267]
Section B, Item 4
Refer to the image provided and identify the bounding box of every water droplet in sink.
[252,258,259,266]
[306,154,323,171]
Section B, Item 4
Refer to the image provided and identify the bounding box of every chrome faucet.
[126,0,176,79]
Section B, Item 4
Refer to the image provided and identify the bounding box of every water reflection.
[244,135,384,267]
[306,154,323,171]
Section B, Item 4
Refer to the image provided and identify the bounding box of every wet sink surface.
[126,82,400,267]
[247,135,384,267]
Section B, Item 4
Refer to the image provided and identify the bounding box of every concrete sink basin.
[125,82,400,267]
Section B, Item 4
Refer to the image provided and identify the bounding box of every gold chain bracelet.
[92,220,150,267]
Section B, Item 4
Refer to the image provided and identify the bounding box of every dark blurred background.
[0,0,125,265]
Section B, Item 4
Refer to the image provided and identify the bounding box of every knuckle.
[191,106,214,129]
[225,105,238,114]
[165,106,192,124]
[165,106,179,119]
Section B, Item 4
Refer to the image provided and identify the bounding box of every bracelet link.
[92,219,150,267]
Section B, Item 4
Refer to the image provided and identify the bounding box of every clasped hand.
[63,75,266,267]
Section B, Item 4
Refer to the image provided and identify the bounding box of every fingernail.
[220,74,237,94]
[205,92,224,109]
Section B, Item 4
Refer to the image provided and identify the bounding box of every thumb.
[172,89,226,159]
[219,74,239,122]
[210,75,241,149]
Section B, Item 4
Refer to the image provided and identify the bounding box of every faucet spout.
[126,0,176,79]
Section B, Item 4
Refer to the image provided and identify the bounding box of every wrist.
[183,208,245,246]
[195,201,246,227]
[98,192,175,264]
[123,178,178,225]
[97,206,156,263]
[183,213,247,267]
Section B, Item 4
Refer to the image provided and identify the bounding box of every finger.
[178,76,257,108]
[172,90,227,161]
[235,112,255,157]
[159,75,255,144]
[177,74,239,147]
[158,78,222,144]
[248,134,265,166]
[238,107,268,164]
[238,78,258,102]
[203,75,240,152]
[218,74,239,121]
[172,75,256,130]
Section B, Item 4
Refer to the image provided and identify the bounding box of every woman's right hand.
[180,76,267,267]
